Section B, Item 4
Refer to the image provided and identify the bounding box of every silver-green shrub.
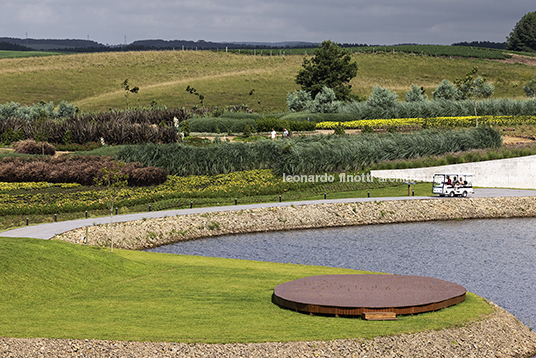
[433,80,463,100]
[367,86,399,109]
[406,84,428,102]
[0,101,77,121]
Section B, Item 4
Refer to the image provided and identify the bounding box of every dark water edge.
[147,217,536,328]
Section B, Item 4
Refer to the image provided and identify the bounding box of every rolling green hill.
[0,49,534,113]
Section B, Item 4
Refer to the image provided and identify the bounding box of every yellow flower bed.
[161,169,290,195]
[0,182,81,191]
[316,115,536,129]
[0,170,299,215]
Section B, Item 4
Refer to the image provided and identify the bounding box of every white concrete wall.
[370,155,536,189]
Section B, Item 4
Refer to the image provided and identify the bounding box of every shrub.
[367,86,399,109]
[287,90,312,112]
[361,125,374,134]
[433,80,463,101]
[406,85,428,102]
[55,142,102,152]
[333,122,346,135]
[280,112,357,123]
[306,87,342,113]
[184,117,256,134]
[289,120,316,132]
[243,124,252,137]
[181,121,191,137]
[13,139,56,156]
[0,127,25,145]
[256,117,287,132]
[0,156,167,186]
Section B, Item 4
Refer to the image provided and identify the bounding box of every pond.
[147,217,536,327]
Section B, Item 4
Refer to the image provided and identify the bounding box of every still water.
[147,217,536,327]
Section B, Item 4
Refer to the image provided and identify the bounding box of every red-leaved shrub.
[13,139,56,156]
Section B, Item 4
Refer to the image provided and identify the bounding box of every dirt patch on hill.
[492,54,536,66]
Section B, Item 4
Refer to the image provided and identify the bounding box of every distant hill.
[0,37,319,52]
[128,39,319,50]
[0,41,33,51]
[0,37,508,53]
[0,37,105,50]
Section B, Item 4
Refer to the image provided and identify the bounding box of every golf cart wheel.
[449,191,455,197]
[462,191,468,198]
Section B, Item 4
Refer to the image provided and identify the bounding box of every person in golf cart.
[432,173,474,197]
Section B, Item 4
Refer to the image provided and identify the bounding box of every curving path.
[2,188,535,240]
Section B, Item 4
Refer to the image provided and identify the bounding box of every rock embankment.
[56,196,536,251]
[2,304,536,357]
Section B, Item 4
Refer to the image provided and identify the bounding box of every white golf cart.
[432,173,474,197]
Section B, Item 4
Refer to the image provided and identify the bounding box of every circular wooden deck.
[272,274,466,317]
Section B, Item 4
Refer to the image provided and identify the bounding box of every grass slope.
[0,237,493,343]
[0,50,534,112]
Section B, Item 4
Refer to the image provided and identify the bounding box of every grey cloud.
[0,0,533,45]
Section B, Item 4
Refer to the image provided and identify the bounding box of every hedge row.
[0,156,167,186]
[281,98,536,122]
[117,126,503,176]
[183,116,316,133]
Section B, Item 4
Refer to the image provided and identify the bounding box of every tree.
[506,11,536,52]
[122,79,139,107]
[295,40,358,101]
[454,66,495,126]
[524,75,536,98]
[94,164,128,253]
[186,85,205,107]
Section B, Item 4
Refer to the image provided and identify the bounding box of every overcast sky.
[1,0,534,46]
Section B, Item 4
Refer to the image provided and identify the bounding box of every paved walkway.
[2,188,535,240]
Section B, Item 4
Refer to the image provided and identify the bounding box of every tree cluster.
[507,11,536,52]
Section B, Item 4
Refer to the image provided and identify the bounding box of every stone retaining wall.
[55,196,536,250]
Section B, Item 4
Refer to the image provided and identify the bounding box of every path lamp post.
[403,181,415,196]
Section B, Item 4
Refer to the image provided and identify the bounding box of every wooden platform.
[362,312,398,321]
[272,274,466,318]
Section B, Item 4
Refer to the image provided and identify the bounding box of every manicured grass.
[0,237,493,343]
[0,50,534,112]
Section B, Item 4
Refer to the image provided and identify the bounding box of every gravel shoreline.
[12,196,535,357]
[2,304,535,357]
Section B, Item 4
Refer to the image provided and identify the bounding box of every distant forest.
[451,41,507,49]
[0,37,507,53]
[0,37,320,52]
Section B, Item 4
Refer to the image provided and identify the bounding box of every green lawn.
[0,237,493,343]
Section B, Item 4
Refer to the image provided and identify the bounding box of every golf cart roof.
[434,173,474,176]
